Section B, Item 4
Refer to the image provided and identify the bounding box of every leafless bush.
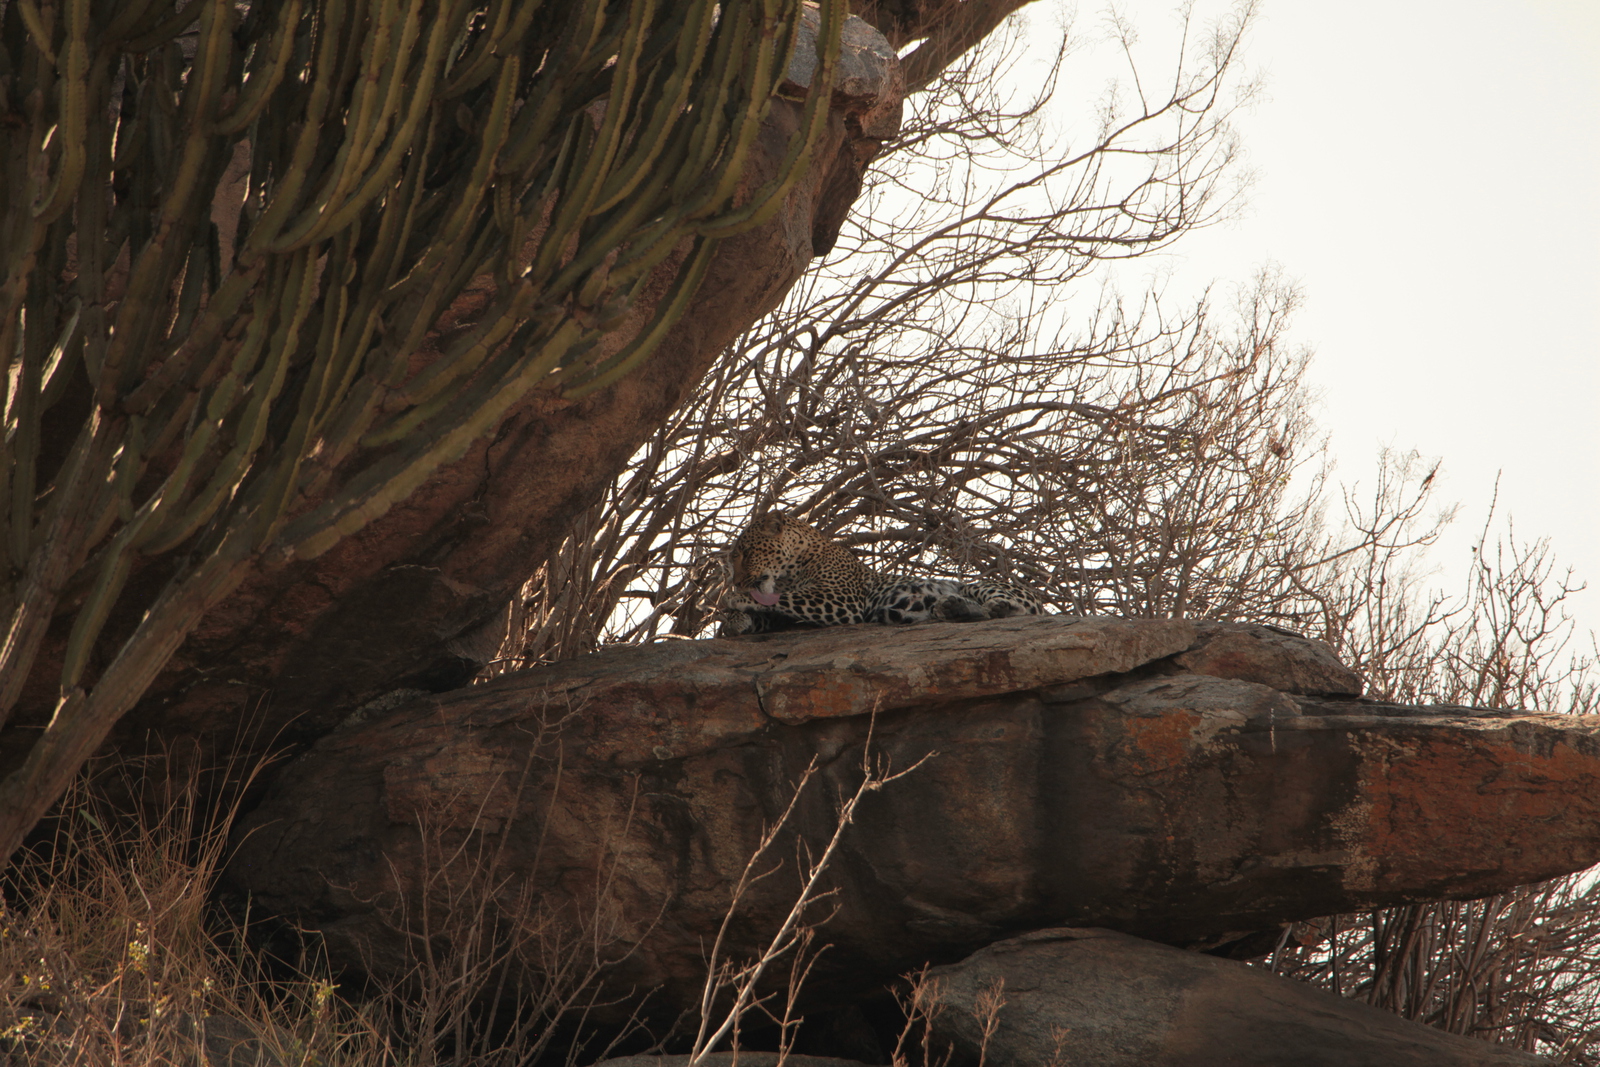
[884,968,1058,1067]
[1272,880,1600,1063]
[889,967,954,1067]
[1268,463,1599,1061]
[501,4,1457,671]
[683,723,928,1065]
[1316,474,1597,715]
[501,6,1398,667]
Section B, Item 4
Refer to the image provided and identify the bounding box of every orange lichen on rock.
[1355,725,1600,894]
[1123,711,1206,774]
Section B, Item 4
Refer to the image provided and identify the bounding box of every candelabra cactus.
[0,0,842,859]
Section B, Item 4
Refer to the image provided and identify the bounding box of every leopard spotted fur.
[717,512,1042,636]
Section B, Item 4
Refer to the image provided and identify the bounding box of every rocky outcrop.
[227,615,1600,1032]
[927,928,1547,1066]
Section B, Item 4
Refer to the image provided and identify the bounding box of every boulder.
[227,616,1600,1016]
[1173,621,1362,696]
[926,927,1549,1066]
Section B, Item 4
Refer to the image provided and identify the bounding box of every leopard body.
[718,512,1042,636]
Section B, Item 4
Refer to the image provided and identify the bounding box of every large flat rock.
[227,616,1600,1012]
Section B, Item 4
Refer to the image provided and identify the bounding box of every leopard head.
[729,511,866,605]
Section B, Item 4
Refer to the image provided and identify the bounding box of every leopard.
[717,511,1043,637]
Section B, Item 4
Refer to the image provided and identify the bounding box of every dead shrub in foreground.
[0,742,631,1067]
[0,759,371,1065]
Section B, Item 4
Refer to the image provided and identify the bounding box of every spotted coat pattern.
[717,512,1042,636]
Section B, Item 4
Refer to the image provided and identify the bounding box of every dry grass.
[0,727,951,1067]
[0,746,630,1067]
[0,761,381,1066]
[0,722,945,1066]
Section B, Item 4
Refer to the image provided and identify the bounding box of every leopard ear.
[755,511,785,534]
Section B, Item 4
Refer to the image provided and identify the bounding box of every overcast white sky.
[1046,0,1600,646]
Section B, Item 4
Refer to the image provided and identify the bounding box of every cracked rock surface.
[228,616,1600,1020]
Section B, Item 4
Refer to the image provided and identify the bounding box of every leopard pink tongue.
[749,589,781,606]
